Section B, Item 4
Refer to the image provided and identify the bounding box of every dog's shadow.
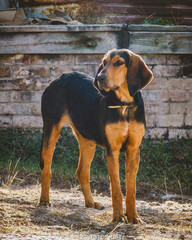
[30,202,139,238]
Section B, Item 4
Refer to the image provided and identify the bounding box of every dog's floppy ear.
[93,63,111,96]
[127,53,153,97]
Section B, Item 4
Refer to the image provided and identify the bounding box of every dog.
[39,49,153,224]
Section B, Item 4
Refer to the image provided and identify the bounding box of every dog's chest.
[105,121,129,150]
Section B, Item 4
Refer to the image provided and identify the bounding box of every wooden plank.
[0,24,124,33]
[0,31,128,54]
[129,32,192,54]
[0,24,191,33]
[126,24,192,32]
[0,25,191,54]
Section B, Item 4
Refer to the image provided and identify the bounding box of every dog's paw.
[86,201,105,210]
[94,202,105,210]
[38,200,51,207]
[127,216,146,224]
[113,214,128,223]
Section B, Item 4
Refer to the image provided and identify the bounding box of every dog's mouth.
[97,81,110,92]
[98,81,119,92]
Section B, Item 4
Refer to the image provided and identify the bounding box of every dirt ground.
[0,184,191,240]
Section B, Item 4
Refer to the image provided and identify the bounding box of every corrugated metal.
[19,0,192,25]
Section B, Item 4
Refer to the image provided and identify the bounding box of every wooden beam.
[0,30,129,54]
[0,24,191,54]
[0,24,191,33]
[129,32,192,54]
[0,24,124,33]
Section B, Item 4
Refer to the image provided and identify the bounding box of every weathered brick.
[14,65,51,78]
[184,78,192,89]
[142,90,161,102]
[0,66,11,77]
[13,116,43,128]
[153,65,182,77]
[170,103,192,114]
[185,115,192,126]
[10,91,42,103]
[145,114,156,127]
[145,127,168,139]
[141,54,166,65]
[34,78,52,91]
[144,77,159,90]
[189,90,192,99]
[14,54,31,65]
[0,91,10,102]
[0,55,15,64]
[0,102,41,116]
[183,66,192,77]
[72,66,95,77]
[31,54,75,66]
[51,66,73,77]
[30,66,51,78]
[156,115,184,127]
[145,103,169,114]
[0,52,191,138]
[167,78,192,90]
[13,67,30,79]
[31,103,41,115]
[167,55,182,65]
[161,90,189,102]
[0,116,12,128]
[179,55,192,65]
[169,129,192,139]
[0,103,31,115]
[146,78,168,90]
[0,79,32,91]
[75,54,103,65]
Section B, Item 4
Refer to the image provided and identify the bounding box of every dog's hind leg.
[39,123,61,206]
[40,115,69,206]
[75,132,105,210]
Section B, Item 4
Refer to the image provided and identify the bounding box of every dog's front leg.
[125,146,142,224]
[125,121,145,224]
[106,150,126,222]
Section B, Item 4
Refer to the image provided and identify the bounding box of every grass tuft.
[0,129,191,195]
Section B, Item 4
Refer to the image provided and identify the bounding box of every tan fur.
[40,113,104,210]
[40,114,71,205]
[125,121,145,223]
[101,55,128,94]
[75,131,103,210]
[105,121,129,221]
[105,120,145,223]
[105,121,129,150]
[40,125,61,205]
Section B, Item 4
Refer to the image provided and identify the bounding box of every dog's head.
[94,49,153,97]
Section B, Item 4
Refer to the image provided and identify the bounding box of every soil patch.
[0,185,191,240]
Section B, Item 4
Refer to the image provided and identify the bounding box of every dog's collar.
[108,101,136,114]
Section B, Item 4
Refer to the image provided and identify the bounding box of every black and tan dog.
[39,49,153,224]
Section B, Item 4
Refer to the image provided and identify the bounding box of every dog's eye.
[114,60,124,66]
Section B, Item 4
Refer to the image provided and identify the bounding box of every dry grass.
[0,185,191,239]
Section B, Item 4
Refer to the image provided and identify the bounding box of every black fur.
[41,71,146,161]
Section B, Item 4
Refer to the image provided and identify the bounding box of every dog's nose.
[97,74,106,82]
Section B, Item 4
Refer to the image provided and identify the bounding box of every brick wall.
[0,53,191,139]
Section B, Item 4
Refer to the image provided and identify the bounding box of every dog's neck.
[107,81,135,114]
[115,80,133,104]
